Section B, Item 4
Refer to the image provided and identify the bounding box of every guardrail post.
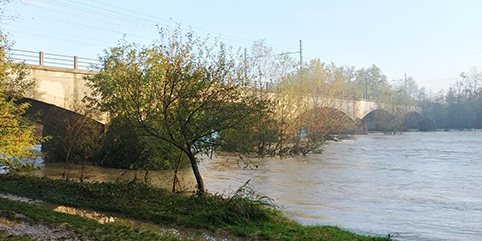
[39,51,44,65]
[74,56,78,69]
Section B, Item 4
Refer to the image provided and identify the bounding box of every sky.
[2,0,482,93]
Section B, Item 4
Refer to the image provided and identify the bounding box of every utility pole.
[365,69,369,99]
[404,72,407,94]
[279,40,303,71]
[244,48,248,84]
[299,40,303,71]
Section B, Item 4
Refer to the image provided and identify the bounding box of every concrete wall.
[27,64,97,113]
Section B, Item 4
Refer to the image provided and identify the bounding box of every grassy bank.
[0,175,391,240]
[0,197,173,240]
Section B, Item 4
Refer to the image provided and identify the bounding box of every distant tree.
[369,74,420,134]
[444,67,482,129]
[351,64,391,99]
[87,28,269,193]
[375,89,418,134]
[271,60,356,155]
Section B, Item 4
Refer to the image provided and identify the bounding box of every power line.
[15,0,295,53]
[9,24,114,46]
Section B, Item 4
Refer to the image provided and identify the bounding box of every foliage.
[375,87,418,134]
[0,98,42,172]
[349,64,391,100]
[0,175,391,241]
[218,101,280,157]
[86,28,270,193]
[271,60,357,155]
[0,33,33,97]
[419,67,482,130]
[444,68,482,129]
[0,31,43,172]
[41,105,103,169]
[96,116,189,170]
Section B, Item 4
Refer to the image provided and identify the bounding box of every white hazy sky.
[3,0,482,92]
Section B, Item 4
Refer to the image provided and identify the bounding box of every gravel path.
[0,221,82,240]
[0,194,83,240]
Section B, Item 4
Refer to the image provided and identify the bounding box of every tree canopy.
[87,29,271,193]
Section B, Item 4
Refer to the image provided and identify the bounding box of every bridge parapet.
[10,49,98,70]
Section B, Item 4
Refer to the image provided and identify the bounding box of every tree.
[350,64,391,99]
[0,97,42,171]
[375,77,419,134]
[96,115,188,171]
[273,60,356,155]
[87,29,269,193]
[1,30,43,171]
[444,67,482,129]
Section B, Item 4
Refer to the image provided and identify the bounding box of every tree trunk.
[172,151,183,193]
[185,148,205,194]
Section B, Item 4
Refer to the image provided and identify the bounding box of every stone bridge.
[13,49,420,131]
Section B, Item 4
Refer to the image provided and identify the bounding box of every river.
[26,131,482,241]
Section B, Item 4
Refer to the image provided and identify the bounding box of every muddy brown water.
[22,131,482,240]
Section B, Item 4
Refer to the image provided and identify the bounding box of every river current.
[204,131,482,241]
[27,131,482,240]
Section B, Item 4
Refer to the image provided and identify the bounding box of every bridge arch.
[403,111,423,131]
[296,107,355,135]
[361,109,394,132]
[18,98,104,162]
[361,109,423,132]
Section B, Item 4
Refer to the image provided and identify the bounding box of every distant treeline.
[419,68,482,130]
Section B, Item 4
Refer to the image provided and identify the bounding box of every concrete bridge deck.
[13,49,383,123]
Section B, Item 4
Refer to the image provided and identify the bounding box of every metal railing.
[7,49,98,70]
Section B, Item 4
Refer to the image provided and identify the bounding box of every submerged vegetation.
[2,1,481,237]
[0,174,392,240]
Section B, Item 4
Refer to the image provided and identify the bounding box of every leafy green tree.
[218,102,280,157]
[96,115,188,171]
[272,60,356,155]
[1,30,43,171]
[87,29,269,193]
[0,97,42,171]
[350,64,391,99]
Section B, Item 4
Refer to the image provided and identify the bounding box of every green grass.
[0,174,392,241]
[0,233,36,241]
[0,197,178,240]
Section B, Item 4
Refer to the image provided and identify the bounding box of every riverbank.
[0,175,391,240]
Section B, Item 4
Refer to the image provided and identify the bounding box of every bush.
[95,116,188,170]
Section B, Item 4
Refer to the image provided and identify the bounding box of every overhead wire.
[15,0,295,55]
[8,29,109,48]
[9,24,115,46]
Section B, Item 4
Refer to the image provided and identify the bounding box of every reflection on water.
[25,131,482,241]
[27,162,198,192]
[51,205,117,224]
